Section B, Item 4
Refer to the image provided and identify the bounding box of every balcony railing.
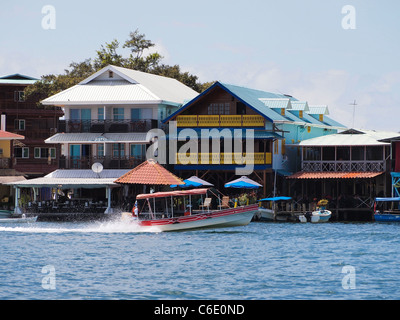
[59,156,145,169]
[176,153,272,165]
[0,158,11,169]
[176,115,265,128]
[302,161,385,172]
[58,119,158,133]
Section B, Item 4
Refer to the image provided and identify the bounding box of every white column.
[14,187,22,215]
[104,187,113,214]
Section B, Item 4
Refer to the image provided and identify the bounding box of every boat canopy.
[259,196,292,202]
[136,188,209,200]
[375,197,400,202]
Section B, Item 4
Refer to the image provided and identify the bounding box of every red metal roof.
[0,130,25,140]
[287,172,384,179]
[114,159,184,185]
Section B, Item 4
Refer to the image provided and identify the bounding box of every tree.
[25,30,213,104]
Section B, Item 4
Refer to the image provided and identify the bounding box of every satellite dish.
[92,162,103,174]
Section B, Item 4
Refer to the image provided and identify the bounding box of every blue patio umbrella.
[171,176,213,189]
[224,176,262,189]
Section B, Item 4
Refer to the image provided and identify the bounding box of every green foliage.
[25,29,214,104]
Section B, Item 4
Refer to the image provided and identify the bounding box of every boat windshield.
[136,188,209,200]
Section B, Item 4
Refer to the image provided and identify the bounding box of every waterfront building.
[42,65,198,170]
[287,128,399,220]
[0,73,64,178]
[164,81,345,196]
[9,65,199,215]
[0,118,26,212]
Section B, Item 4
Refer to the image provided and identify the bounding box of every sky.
[1,0,400,132]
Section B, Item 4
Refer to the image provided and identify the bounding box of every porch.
[58,119,158,133]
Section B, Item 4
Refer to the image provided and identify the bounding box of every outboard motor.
[304,211,312,222]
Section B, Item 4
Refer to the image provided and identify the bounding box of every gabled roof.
[307,105,329,115]
[164,81,289,123]
[164,81,346,129]
[290,101,310,112]
[41,65,198,107]
[0,73,38,85]
[259,98,292,110]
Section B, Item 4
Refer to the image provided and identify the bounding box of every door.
[70,145,81,169]
[81,109,92,132]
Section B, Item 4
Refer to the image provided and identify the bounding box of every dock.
[256,202,374,222]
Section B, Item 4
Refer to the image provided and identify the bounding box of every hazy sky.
[1,0,399,132]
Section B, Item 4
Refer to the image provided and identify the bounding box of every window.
[130,145,142,158]
[14,91,25,102]
[70,109,80,120]
[14,120,25,131]
[208,103,231,115]
[97,144,104,157]
[131,109,141,120]
[113,108,124,120]
[109,71,114,78]
[112,144,125,157]
[34,148,56,159]
[98,108,104,120]
[14,147,29,159]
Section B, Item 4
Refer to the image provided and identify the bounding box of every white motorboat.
[299,210,332,223]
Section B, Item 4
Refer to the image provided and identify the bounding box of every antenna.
[350,100,358,128]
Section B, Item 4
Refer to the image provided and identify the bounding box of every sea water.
[1,219,400,300]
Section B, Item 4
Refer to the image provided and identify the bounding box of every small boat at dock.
[122,188,258,232]
[299,199,332,223]
[257,197,293,222]
[373,197,400,222]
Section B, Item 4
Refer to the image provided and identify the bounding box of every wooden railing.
[176,152,272,165]
[176,115,265,127]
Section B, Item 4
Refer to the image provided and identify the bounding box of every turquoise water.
[1,220,400,300]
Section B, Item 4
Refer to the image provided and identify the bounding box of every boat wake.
[0,219,162,234]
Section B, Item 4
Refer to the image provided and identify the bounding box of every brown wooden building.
[0,74,64,178]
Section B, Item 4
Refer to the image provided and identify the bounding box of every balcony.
[59,156,145,170]
[176,115,265,128]
[176,153,272,165]
[58,119,158,134]
[302,161,385,172]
